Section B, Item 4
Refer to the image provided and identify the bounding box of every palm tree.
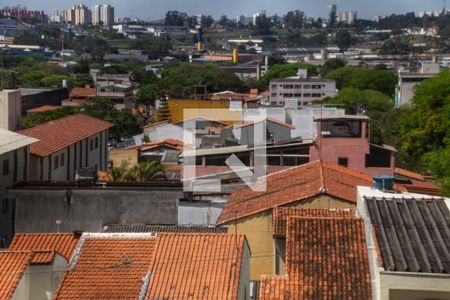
[128,160,166,181]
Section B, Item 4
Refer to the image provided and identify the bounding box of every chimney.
[73,230,84,239]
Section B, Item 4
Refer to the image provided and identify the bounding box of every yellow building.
[167,99,230,123]
[216,160,375,280]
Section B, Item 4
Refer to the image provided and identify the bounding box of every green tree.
[19,70,44,87]
[128,160,166,181]
[399,72,450,193]
[262,63,318,84]
[335,30,352,51]
[40,75,71,87]
[321,58,347,77]
[135,84,162,108]
[72,73,94,88]
[20,107,79,129]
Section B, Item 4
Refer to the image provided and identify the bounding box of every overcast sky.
[2,0,446,20]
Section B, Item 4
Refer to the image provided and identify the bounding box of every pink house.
[310,115,396,176]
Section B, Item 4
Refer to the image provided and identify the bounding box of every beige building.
[18,114,114,182]
[0,89,21,131]
[0,129,37,246]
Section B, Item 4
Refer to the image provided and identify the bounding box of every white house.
[18,114,114,182]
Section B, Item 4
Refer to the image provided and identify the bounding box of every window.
[303,84,311,89]
[338,157,348,167]
[2,159,9,176]
[95,137,99,149]
[2,198,8,214]
[60,153,65,167]
[321,121,362,138]
[90,139,94,151]
[54,155,59,170]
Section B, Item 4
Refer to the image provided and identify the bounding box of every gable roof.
[54,233,158,300]
[54,233,246,300]
[236,117,295,129]
[143,120,170,129]
[145,234,245,300]
[286,217,372,299]
[394,168,426,181]
[140,139,184,152]
[216,160,374,225]
[18,114,114,157]
[9,233,80,264]
[0,251,32,299]
[366,196,450,273]
[0,129,38,156]
[27,105,60,113]
[273,207,356,237]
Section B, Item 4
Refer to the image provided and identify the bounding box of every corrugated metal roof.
[0,129,38,155]
[366,196,450,273]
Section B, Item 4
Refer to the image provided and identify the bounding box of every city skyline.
[1,0,447,20]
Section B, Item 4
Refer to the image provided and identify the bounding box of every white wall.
[0,89,21,131]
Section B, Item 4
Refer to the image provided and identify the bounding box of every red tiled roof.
[0,251,32,299]
[145,234,245,300]
[143,120,169,129]
[216,160,374,225]
[236,117,295,129]
[70,87,96,98]
[27,105,60,113]
[273,207,356,237]
[401,179,442,196]
[394,167,426,181]
[9,233,80,263]
[286,217,372,299]
[18,114,114,157]
[140,139,184,152]
[259,275,289,300]
[54,234,158,299]
[54,233,246,300]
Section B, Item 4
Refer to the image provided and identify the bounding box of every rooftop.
[27,105,60,113]
[271,78,335,83]
[216,160,377,225]
[102,224,228,234]
[9,233,80,263]
[366,196,450,273]
[0,129,38,156]
[286,217,372,298]
[18,114,114,157]
[314,115,371,121]
[273,207,357,237]
[259,275,288,300]
[69,87,96,98]
[236,117,296,129]
[0,251,32,299]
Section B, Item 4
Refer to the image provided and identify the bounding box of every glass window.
[338,157,348,167]
[321,121,362,138]
[60,153,65,167]
[95,137,99,149]
[54,155,59,170]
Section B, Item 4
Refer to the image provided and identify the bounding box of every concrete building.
[0,129,37,246]
[269,77,337,107]
[72,4,91,25]
[0,89,21,131]
[396,63,440,107]
[96,83,133,108]
[92,4,114,27]
[8,181,182,234]
[326,4,337,23]
[18,114,114,181]
[357,186,450,300]
[19,87,68,115]
[252,10,266,26]
[336,11,358,25]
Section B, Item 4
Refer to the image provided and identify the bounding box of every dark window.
[366,145,391,168]
[321,121,362,138]
[338,157,348,167]
[2,159,9,176]
[95,137,99,149]
[60,153,65,167]
[90,139,94,151]
[54,155,59,169]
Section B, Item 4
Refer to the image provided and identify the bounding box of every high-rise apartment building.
[326,4,337,23]
[92,4,114,27]
[73,4,91,25]
[336,11,357,25]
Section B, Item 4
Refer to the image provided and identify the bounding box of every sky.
[2,0,447,20]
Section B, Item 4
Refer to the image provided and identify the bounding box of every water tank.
[373,175,394,191]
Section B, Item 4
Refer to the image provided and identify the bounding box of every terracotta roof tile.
[259,275,289,300]
[0,251,32,299]
[27,105,60,113]
[216,160,374,225]
[9,233,80,263]
[145,233,245,300]
[286,217,372,299]
[394,167,426,181]
[70,87,96,98]
[273,207,356,237]
[18,114,114,157]
[54,234,158,300]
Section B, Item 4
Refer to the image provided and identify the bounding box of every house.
[357,186,450,300]
[8,181,183,234]
[64,87,96,106]
[0,250,68,300]
[235,117,295,146]
[310,115,396,176]
[18,114,114,181]
[90,69,133,86]
[53,232,250,300]
[0,129,37,247]
[259,210,372,299]
[96,83,133,109]
[215,160,381,280]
